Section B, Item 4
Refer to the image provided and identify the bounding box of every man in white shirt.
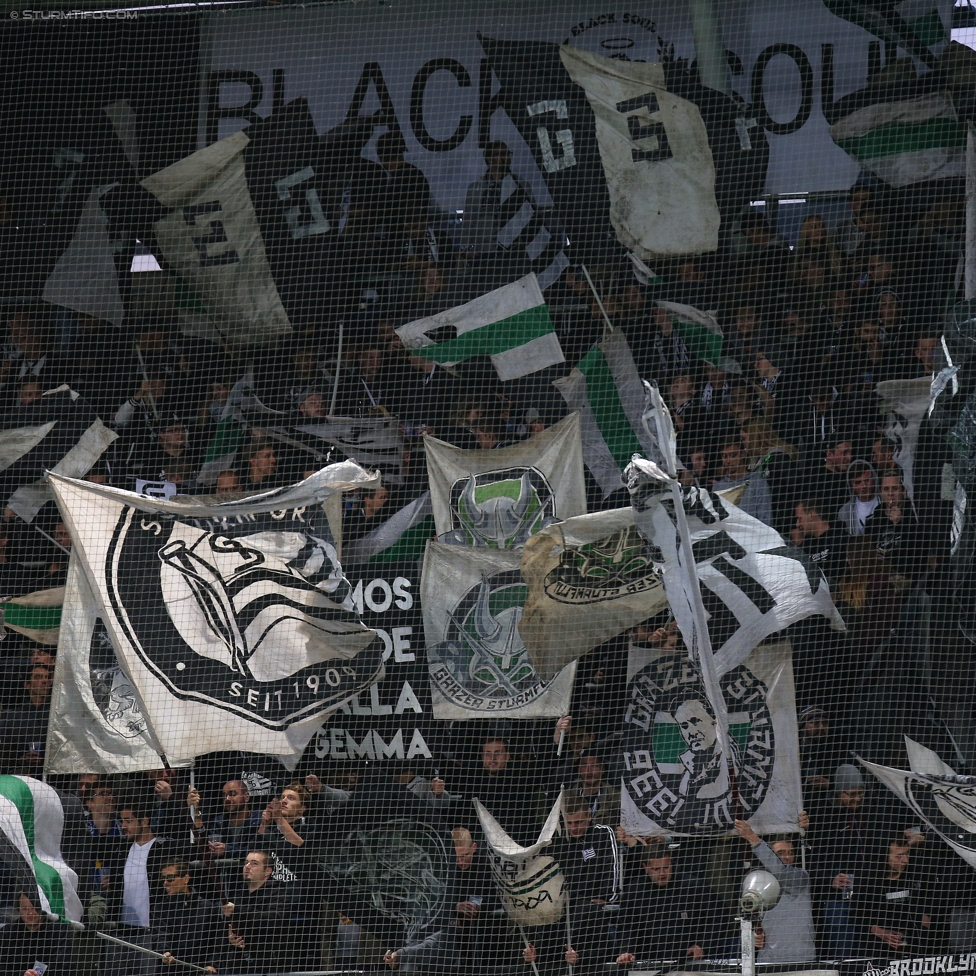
[104,802,158,975]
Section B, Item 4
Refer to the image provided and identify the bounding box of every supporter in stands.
[713,439,773,526]
[444,827,514,976]
[246,444,279,488]
[558,749,620,828]
[615,843,716,964]
[221,850,287,974]
[853,834,932,958]
[523,796,618,976]
[838,460,881,536]
[153,857,221,973]
[740,417,799,533]
[867,474,924,581]
[253,781,324,969]
[793,498,849,587]
[208,779,264,858]
[0,890,73,976]
[797,706,849,795]
[734,818,817,963]
[0,663,52,774]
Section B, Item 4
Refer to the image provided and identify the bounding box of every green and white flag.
[520,507,666,681]
[554,331,658,496]
[559,47,719,260]
[656,301,723,365]
[342,493,434,568]
[0,775,83,922]
[396,274,564,382]
[423,541,576,720]
[830,90,965,187]
[0,587,63,646]
[620,640,802,838]
[425,413,586,549]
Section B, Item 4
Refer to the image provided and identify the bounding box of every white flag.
[861,737,976,870]
[45,554,174,775]
[422,541,576,720]
[559,47,719,259]
[425,413,586,549]
[141,130,292,347]
[473,795,565,926]
[626,457,845,678]
[620,639,802,837]
[49,462,383,762]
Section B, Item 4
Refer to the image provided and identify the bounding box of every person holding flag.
[0,890,73,976]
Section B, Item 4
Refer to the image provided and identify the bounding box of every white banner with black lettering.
[203,0,951,201]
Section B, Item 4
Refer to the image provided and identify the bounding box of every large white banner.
[203,0,951,199]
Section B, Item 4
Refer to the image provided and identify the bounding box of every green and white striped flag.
[0,587,63,646]
[342,493,434,568]
[830,90,965,188]
[396,273,564,382]
[0,775,83,922]
[657,301,723,365]
[554,330,658,496]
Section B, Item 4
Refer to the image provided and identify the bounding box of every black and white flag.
[626,410,844,678]
[46,553,176,775]
[50,462,385,762]
[142,98,373,345]
[862,737,976,871]
[0,385,117,525]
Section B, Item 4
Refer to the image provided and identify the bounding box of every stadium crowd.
[0,155,972,976]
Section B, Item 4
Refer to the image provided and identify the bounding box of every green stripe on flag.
[908,9,947,47]
[366,515,435,565]
[674,320,723,366]
[415,306,553,365]
[836,117,966,162]
[577,345,643,468]
[204,416,244,464]
[653,722,752,762]
[0,777,66,919]
[0,604,61,632]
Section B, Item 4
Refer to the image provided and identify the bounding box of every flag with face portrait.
[620,638,802,837]
[50,462,385,762]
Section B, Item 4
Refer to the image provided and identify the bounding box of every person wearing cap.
[797,705,849,795]
[807,764,915,959]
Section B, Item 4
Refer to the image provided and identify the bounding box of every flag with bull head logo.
[49,462,385,762]
[474,794,565,927]
[424,412,585,550]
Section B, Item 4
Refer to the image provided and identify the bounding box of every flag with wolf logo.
[49,462,384,762]
[620,638,802,837]
[422,541,575,720]
[861,737,976,870]
[424,413,585,550]
[474,794,565,927]
[519,507,666,681]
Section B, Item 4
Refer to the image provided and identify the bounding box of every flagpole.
[564,889,574,976]
[644,384,733,760]
[516,921,543,976]
[967,123,975,301]
[134,344,160,421]
[579,265,614,337]
[330,318,345,416]
[95,930,209,972]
